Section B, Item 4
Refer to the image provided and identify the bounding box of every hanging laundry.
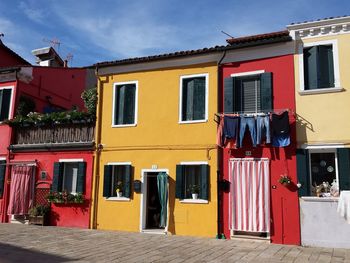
[216,116,224,146]
[271,111,290,147]
[238,116,256,148]
[222,116,240,148]
[256,115,271,145]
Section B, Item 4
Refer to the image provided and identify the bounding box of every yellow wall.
[295,34,350,145]
[94,63,218,237]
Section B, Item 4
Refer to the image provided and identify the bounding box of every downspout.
[91,66,104,229]
[216,49,226,239]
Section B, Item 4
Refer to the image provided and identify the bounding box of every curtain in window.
[7,165,35,215]
[157,172,168,228]
[229,159,270,232]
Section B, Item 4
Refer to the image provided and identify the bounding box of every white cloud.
[19,1,46,24]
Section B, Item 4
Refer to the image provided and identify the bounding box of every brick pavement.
[0,224,349,262]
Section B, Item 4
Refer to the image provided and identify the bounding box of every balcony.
[9,123,95,152]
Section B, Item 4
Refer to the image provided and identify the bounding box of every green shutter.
[175,165,185,199]
[337,148,350,191]
[103,165,113,197]
[0,89,11,121]
[296,149,310,196]
[223,77,234,113]
[52,162,63,192]
[123,165,132,198]
[318,45,334,89]
[193,78,206,120]
[260,72,273,111]
[0,161,6,198]
[76,162,86,193]
[199,165,209,200]
[304,46,318,90]
[124,84,136,124]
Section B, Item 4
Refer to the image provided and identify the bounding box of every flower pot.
[117,192,123,198]
[192,193,198,199]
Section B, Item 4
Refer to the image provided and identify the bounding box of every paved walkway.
[0,224,349,263]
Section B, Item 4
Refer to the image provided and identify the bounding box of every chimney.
[63,59,68,68]
[31,47,64,67]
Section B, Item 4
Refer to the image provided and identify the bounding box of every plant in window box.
[46,191,64,203]
[28,204,50,226]
[115,181,123,197]
[188,185,200,199]
[74,192,84,204]
[278,175,291,186]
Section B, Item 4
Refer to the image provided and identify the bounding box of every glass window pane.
[63,163,79,193]
[184,165,201,198]
[114,84,136,125]
[111,166,126,197]
[310,152,336,195]
[182,77,206,121]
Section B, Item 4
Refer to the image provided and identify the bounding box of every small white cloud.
[19,1,46,24]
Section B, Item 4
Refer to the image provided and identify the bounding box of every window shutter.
[0,89,11,121]
[0,161,6,198]
[175,165,185,199]
[103,165,113,197]
[233,78,242,112]
[260,72,272,111]
[123,165,132,198]
[337,148,350,191]
[52,162,63,192]
[199,165,209,200]
[303,46,318,90]
[116,85,126,125]
[193,78,205,120]
[224,77,234,113]
[124,84,136,124]
[318,45,334,89]
[296,149,310,196]
[76,162,86,193]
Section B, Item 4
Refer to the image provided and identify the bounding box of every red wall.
[221,54,300,245]
[0,46,29,67]
[11,151,94,228]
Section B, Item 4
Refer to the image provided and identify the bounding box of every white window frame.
[59,159,83,195]
[179,161,209,204]
[105,162,131,201]
[298,39,342,94]
[178,73,209,124]
[112,81,138,128]
[308,148,339,196]
[0,86,14,123]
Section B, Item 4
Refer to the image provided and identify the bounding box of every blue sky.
[0,0,349,67]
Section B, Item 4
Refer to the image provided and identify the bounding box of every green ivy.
[81,87,97,115]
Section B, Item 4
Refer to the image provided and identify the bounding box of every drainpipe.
[216,49,227,239]
[91,66,104,229]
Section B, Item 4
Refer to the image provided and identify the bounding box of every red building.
[218,31,300,245]
[0,39,30,67]
[0,45,96,228]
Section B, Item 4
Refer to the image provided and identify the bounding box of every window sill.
[300,196,339,202]
[111,123,137,128]
[180,199,208,204]
[178,119,208,124]
[299,87,344,95]
[105,197,131,202]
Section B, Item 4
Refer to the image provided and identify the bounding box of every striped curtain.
[229,159,270,233]
[157,172,168,228]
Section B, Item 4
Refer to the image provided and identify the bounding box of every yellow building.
[91,50,224,237]
[288,16,350,248]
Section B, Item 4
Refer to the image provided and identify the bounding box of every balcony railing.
[10,123,95,151]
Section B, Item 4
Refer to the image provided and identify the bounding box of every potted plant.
[74,192,84,203]
[279,175,291,186]
[28,204,50,226]
[115,181,123,197]
[189,185,200,199]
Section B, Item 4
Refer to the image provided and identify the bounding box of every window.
[0,160,6,198]
[299,40,340,92]
[103,164,132,198]
[224,72,272,113]
[52,161,86,194]
[0,88,13,122]
[179,74,208,123]
[297,148,350,197]
[112,81,137,126]
[175,163,209,201]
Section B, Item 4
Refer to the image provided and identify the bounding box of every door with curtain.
[229,158,270,237]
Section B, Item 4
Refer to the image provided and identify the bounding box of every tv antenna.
[42,37,61,51]
[221,31,234,39]
[66,53,74,66]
